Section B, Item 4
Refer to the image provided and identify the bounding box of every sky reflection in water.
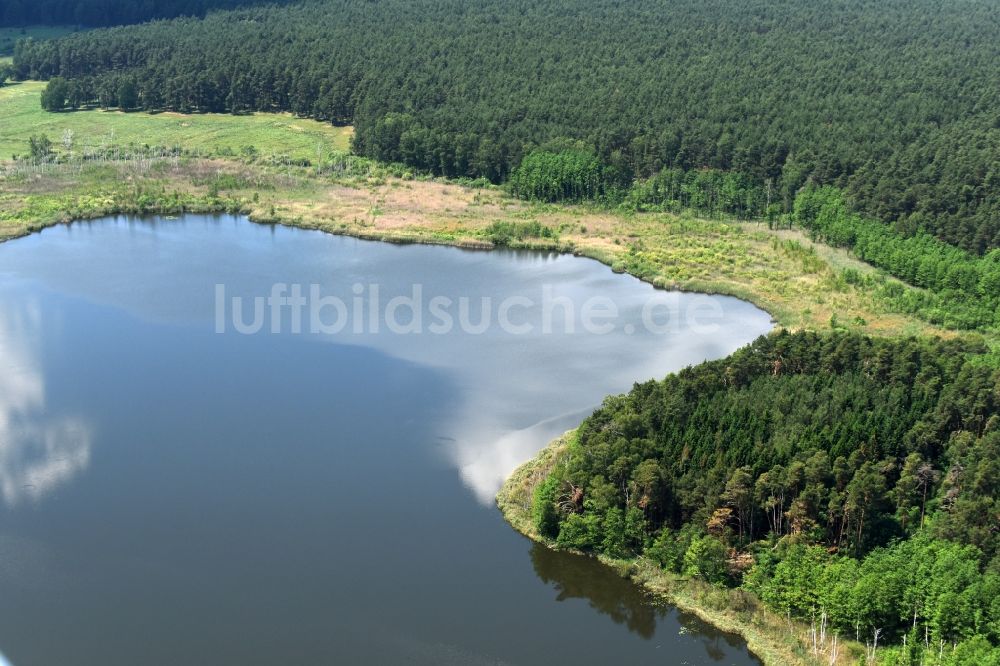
[0,215,769,666]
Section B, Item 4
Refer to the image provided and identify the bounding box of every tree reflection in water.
[530,542,661,639]
[529,543,761,663]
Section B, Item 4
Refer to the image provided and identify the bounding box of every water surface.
[0,215,771,665]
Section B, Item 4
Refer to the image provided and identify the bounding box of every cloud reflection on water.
[0,218,771,508]
[445,410,589,505]
[431,304,770,505]
[0,299,91,506]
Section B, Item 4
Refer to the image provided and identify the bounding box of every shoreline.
[496,432,863,666]
[4,204,785,321]
[249,212,790,328]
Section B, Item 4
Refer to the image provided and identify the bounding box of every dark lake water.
[0,215,771,665]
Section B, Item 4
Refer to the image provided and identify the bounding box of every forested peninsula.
[2,2,999,664]
[501,331,1000,665]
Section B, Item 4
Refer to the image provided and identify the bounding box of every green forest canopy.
[0,0,297,27]
[12,0,1000,254]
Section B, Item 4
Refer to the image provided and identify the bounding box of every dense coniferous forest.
[12,0,1000,254]
[0,0,294,27]
[534,331,1000,663]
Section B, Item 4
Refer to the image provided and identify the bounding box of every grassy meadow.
[0,80,353,160]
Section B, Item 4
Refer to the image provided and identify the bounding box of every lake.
[0,215,772,665]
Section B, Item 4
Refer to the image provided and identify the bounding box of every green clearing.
[0,81,353,160]
[0,25,78,55]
